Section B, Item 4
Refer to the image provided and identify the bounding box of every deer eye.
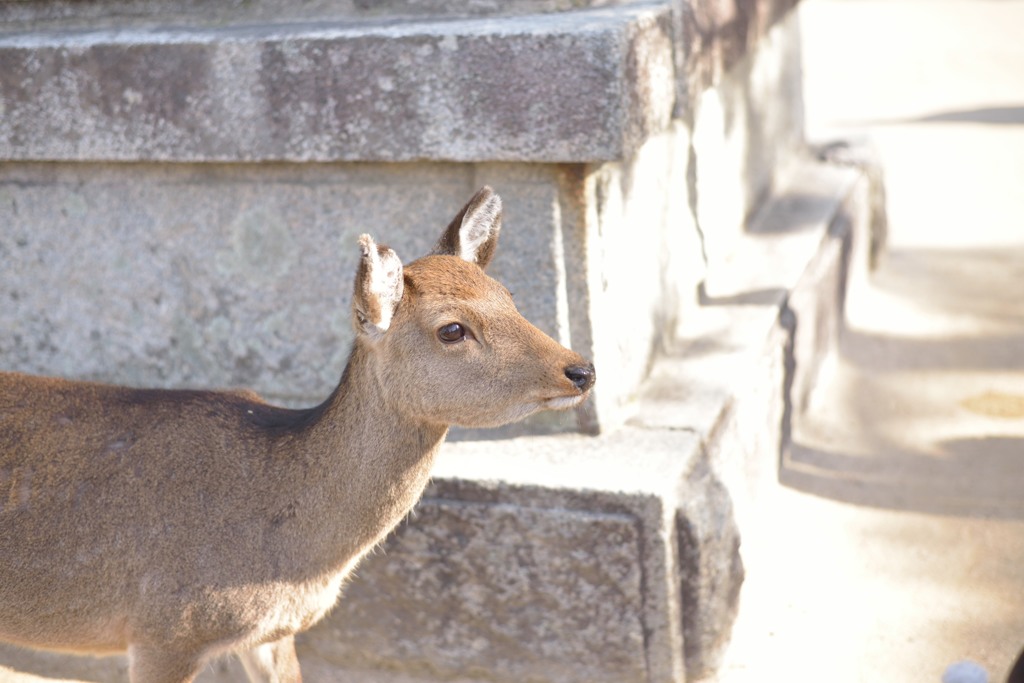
[437,323,466,344]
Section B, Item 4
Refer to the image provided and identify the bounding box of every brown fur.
[0,187,594,683]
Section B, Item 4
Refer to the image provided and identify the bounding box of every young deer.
[0,187,595,683]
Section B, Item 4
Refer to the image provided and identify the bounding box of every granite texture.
[0,6,675,163]
[0,163,476,405]
[302,498,650,682]
[0,0,652,29]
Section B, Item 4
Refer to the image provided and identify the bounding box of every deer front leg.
[237,635,302,683]
[128,645,203,683]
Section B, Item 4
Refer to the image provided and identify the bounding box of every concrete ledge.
[0,0,658,29]
[0,0,807,165]
[310,428,697,683]
[0,6,674,163]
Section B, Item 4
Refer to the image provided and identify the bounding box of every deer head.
[351,186,594,428]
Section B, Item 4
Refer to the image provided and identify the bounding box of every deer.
[0,187,595,683]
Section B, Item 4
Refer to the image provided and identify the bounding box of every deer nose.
[564,364,596,392]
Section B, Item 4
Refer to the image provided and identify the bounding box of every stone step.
[0,5,673,163]
[0,0,654,30]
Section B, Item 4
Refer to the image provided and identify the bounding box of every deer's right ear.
[352,234,404,341]
[432,186,502,270]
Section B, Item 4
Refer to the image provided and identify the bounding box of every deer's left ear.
[432,186,502,270]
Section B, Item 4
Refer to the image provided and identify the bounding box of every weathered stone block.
[676,459,744,679]
[576,122,705,430]
[0,163,475,405]
[301,426,697,683]
[0,0,658,30]
[303,499,648,682]
[0,6,674,163]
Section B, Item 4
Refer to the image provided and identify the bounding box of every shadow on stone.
[781,435,1024,520]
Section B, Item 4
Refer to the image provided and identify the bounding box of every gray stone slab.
[0,162,479,404]
[310,426,698,683]
[304,499,649,683]
[633,158,864,496]
[0,0,653,30]
[0,6,675,163]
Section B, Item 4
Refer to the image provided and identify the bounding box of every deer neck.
[293,343,448,575]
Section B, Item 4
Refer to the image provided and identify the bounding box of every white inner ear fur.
[459,194,501,264]
[359,234,403,333]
